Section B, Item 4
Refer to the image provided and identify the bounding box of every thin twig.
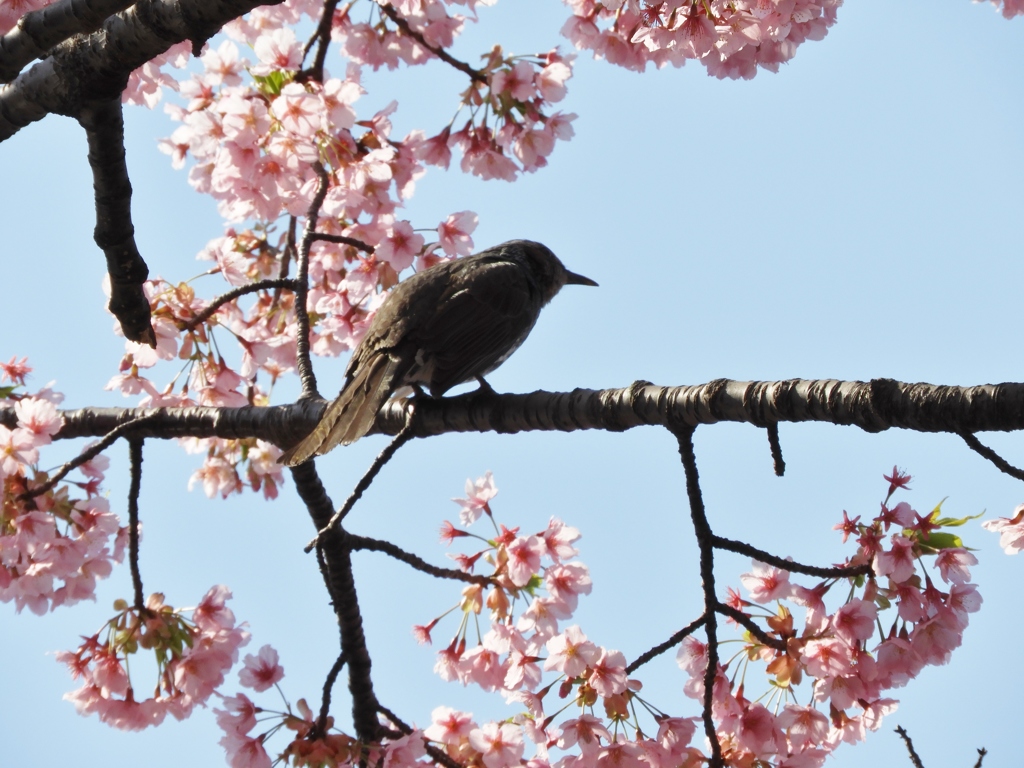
[766,422,785,476]
[313,651,348,737]
[127,437,144,611]
[378,3,486,83]
[627,615,707,673]
[712,535,873,579]
[19,414,158,499]
[182,278,300,330]
[310,233,376,253]
[894,726,926,768]
[716,603,786,651]
[672,425,723,768]
[303,420,418,553]
[346,533,495,586]
[974,747,988,768]
[294,163,332,400]
[960,431,1024,482]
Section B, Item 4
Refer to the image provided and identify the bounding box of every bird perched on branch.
[278,239,597,466]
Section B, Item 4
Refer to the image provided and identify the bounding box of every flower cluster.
[562,0,842,80]
[399,468,986,768]
[1,360,126,614]
[672,467,983,764]
[58,586,249,731]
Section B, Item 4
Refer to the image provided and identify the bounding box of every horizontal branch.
[5,379,1024,446]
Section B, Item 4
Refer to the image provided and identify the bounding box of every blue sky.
[2,2,1022,767]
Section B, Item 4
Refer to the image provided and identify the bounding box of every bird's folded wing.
[418,260,536,395]
[278,353,399,465]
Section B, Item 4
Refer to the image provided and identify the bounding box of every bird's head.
[506,240,598,305]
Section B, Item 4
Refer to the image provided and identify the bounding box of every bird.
[278,239,597,466]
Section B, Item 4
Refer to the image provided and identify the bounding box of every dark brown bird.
[278,239,597,466]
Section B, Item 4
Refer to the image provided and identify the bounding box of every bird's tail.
[278,354,400,466]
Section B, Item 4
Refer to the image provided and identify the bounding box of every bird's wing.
[416,259,537,395]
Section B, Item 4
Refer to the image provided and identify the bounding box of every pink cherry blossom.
[740,561,793,603]
[238,645,284,692]
[545,625,599,677]
[873,534,917,583]
[453,471,497,525]
[424,706,476,745]
[981,506,1024,554]
[470,723,525,768]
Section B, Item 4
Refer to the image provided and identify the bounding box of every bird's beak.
[565,270,598,287]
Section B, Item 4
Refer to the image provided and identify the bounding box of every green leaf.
[0,385,16,399]
[253,70,289,97]
[920,531,963,551]
[523,574,544,596]
[933,511,984,528]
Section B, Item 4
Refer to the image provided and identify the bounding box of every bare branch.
[766,422,785,476]
[182,278,301,331]
[627,615,707,673]
[378,2,486,83]
[715,603,786,651]
[303,420,418,553]
[0,0,135,83]
[346,533,495,586]
[313,651,348,738]
[289,461,380,740]
[19,413,158,499]
[78,97,154,345]
[672,425,723,768]
[712,535,873,580]
[960,431,1024,482]
[894,725,927,768]
[294,163,331,399]
[311,233,376,253]
[127,437,145,610]
[974,747,988,768]
[298,0,341,83]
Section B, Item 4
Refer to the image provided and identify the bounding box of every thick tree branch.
[0,0,286,141]
[9,379,1024,447]
[78,97,155,345]
[0,0,135,83]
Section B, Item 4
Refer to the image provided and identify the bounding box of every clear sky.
[2,2,1022,767]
